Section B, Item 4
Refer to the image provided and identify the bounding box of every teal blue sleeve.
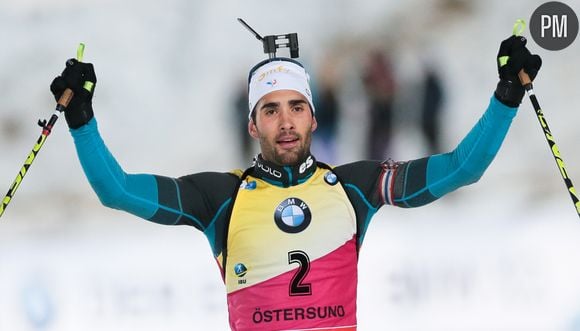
[70,118,160,219]
[428,95,517,197]
[70,118,240,241]
[390,95,517,207]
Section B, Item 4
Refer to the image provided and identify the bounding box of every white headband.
[248,59,315,119]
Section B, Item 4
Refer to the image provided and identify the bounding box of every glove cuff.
[494,79,525,108]
[64,102,94,129]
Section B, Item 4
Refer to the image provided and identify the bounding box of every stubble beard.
[259,130,312,166]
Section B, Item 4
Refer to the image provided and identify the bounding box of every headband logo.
[257,65,289,82]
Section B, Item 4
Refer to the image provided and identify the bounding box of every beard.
[258,129,313,166]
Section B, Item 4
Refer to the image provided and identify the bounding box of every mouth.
[276,135,300,150]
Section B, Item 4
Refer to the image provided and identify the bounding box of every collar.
[252,154,317,187]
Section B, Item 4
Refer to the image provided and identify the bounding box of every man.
[50,35,541,331]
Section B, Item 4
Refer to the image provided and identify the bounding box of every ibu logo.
[274,197,312,234]
[234,263,247,277]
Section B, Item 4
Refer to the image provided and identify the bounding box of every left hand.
[494,35,542,107]
[50,59,97,129]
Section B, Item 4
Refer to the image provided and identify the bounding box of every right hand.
[50,59,97,129]
[494,35,542,108]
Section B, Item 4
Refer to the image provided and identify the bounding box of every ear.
[248,119,259,139]
[311,115,318,132]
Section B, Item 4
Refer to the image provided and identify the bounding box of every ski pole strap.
[77,43,85,62]
[510,19,533,89]
[55,43,87,112]
[513,19,526,36]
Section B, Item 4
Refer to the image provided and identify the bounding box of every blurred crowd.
[231,45,446,165]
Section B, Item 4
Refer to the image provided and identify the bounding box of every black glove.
[494,35,542,107]
[50,59,97,129]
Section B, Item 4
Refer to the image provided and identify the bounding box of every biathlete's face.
[249,89,317,166]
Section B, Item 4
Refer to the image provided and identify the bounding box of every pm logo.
[530,1,578,50]
[274,197,312,233]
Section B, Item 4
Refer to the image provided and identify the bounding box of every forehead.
[257,89,308,106]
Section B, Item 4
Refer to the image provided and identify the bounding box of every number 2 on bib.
[288,250,312,296]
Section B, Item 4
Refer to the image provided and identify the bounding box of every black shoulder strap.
[316,161,332,170]
[316,162,362,253]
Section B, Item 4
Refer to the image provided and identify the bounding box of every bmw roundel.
[274,197,312,233]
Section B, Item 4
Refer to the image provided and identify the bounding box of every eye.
[292,105,305,112]
[264,108,276,116]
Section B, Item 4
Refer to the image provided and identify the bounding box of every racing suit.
[69,96,516,330]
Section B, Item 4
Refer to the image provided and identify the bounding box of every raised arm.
[384,35,542,207]
[70,118,163,219]
[51,59,239,233]
[386,96,514,207]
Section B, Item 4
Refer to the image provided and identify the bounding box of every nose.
[278,107,295,131]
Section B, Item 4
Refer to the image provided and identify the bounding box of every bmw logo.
[274,198,312,233]
[234,263,247,277]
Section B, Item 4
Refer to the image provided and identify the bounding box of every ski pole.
[0,43,86,219]
[513,20,580,218]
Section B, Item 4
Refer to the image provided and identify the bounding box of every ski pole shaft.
[0,44,85,219]
[519,70,580,218]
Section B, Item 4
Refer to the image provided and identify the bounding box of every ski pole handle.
[518,69,532,88]
[57,88,74,111]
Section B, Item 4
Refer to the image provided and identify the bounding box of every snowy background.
[1,0,580,330]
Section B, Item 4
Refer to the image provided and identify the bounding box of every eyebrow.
[259,99,308,111]
[260,101,279,111]
[289,99,308,107]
